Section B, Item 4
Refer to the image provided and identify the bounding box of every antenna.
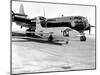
[43,8,45,17]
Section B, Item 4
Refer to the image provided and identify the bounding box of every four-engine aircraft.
[12,4,94,42]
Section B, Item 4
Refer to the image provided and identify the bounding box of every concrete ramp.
[12,44,70,74]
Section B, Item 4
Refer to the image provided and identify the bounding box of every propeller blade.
[91,25,95,27]
[89,24,95,35]
[89,24,91,35]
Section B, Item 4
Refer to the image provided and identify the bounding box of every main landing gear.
[63,30,69,44]
[80,32,86,41]
[80,36,86,41]
[48,35,53,42]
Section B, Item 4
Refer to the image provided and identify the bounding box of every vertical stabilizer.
[19,4,25,15]
[17,4,27,18]
[35,17,43,32]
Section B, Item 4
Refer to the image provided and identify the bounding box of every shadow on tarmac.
[12,37,62,46]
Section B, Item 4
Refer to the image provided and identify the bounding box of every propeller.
[89,24,95,35]
[89,24,91,35]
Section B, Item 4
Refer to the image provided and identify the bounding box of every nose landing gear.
[80,36,86,41]
[80,32,86,41]
[48,35,53,42]
[63,29,70,44]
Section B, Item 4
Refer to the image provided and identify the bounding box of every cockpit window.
[75,21,87,25]
[75,21,83,24]
[74,17,82,20]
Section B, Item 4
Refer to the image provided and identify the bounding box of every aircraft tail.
[18,4,27,18]
[19,4,25,15]
[35,17,43,32]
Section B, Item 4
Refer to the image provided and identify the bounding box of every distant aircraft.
[12,4,94,42]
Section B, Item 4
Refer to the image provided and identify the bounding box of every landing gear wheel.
[65,41,69,44]
[48,35,53,42]
[80,36,86,41]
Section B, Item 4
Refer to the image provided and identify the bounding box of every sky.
[12,0,95,34]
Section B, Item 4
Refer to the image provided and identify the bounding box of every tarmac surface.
[12,33,96,74]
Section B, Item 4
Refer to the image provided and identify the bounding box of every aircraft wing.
[25,31,51,35]
[26,27,73,35]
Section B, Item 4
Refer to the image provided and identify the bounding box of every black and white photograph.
[11,0,96,74]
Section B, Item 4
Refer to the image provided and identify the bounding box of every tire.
[65,41,69,44]
[48,35,53,42]
[80,36,86,41]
